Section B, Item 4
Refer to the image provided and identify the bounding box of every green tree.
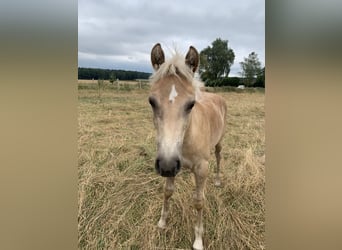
[255,67,265,88]
[239,52,262,87]
[199,38,235,81]
[109,72,116,84]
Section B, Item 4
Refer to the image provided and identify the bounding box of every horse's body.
[148,44,227,250]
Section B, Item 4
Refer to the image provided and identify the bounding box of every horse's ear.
[185,46,199,73]
[151,43,165,71]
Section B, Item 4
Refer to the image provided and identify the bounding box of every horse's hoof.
[193,239,203,250]
[157,219,166,229]
[193,247,203,250]
[214,180,221,187]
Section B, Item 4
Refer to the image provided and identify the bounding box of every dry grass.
[78,84,265,249]
[78,79,145,85]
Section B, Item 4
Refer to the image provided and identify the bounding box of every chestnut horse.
[148,43,227,250]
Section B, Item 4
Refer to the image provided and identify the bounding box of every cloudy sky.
[78,0,264,76]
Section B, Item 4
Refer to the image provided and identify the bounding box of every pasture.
[78,83,265,249]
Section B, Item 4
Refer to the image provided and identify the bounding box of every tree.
[78,67,151,80]
[109,72,116,84]
[255,67,265,88]
[239,52,262,87]
[199,38,235,81]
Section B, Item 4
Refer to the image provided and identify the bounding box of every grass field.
[78,84,265,249]
[78,79,149,85]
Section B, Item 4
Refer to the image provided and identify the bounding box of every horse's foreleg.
[158,177,175,229]
[193,161,208,250]
[214,142,222,187]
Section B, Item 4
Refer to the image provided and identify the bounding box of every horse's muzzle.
[155,156,181,177]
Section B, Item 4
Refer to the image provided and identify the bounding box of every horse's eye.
[185,100,196,113]
[148,96,158,109]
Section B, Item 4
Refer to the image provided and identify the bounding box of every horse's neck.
[184,105,206,144]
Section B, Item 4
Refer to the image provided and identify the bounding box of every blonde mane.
[149,52,204,99]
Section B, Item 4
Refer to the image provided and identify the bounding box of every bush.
[254,77,265,88]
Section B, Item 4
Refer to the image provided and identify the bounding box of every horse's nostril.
[174,160,181,174]
[155,156,181,177]
[155,158,161,173]
[176,159,181,171]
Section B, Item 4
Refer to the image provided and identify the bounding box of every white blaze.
[169,84,178,103]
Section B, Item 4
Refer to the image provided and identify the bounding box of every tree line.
[78,67,151,81]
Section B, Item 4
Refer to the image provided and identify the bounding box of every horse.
[148,43,227,250]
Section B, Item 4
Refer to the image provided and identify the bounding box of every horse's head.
[149,43,200,177]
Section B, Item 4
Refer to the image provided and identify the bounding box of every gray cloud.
[78,0,264,75]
